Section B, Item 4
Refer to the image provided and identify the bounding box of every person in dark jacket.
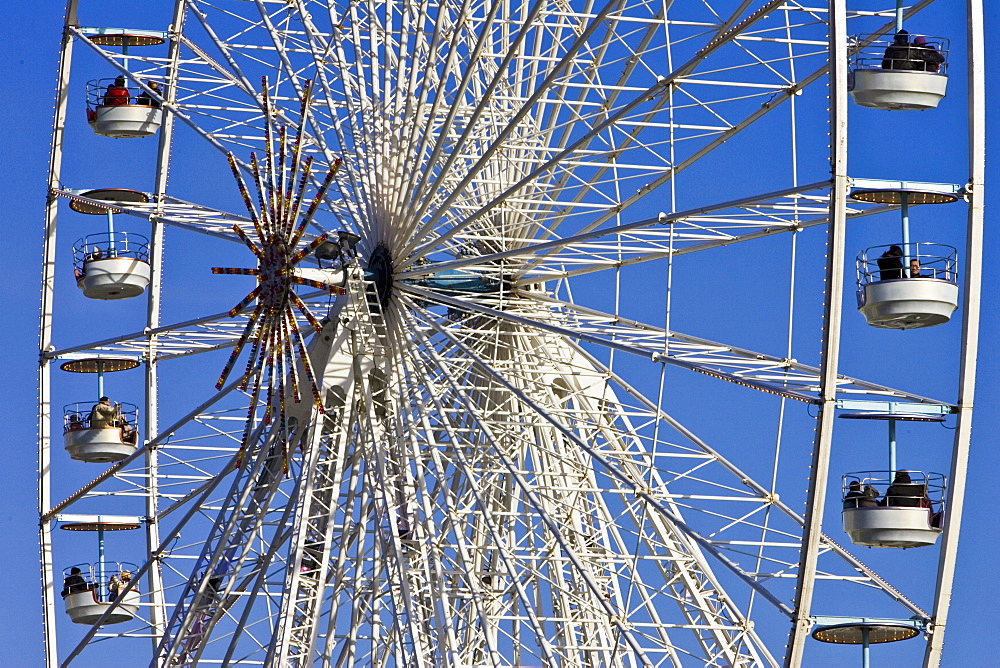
[882,31,919,70]
[877,245,906,281]
[843,481,880,508]
[882,471,930,507]
[61,567,89,597]
[136,80,162,108]
[912,35,945,72]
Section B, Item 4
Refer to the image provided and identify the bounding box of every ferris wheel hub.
[367,244,394,308]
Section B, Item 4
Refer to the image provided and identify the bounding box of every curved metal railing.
[850,33,949,74]
[856,242,958,287]
[842,470,946,511]
[71,232,150,277]
[63,400,139,437]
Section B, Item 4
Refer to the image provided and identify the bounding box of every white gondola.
[64,427,137,463]
[69,188,153,300]
[74,248,152,300]
[841,472,945,548]
[82,30,166,138]
[856,243,959,329]
[89,103,163,138]
[849,34,949,110]
[64,586,140,625]
[62,400,140,463]
[60,560,140,625]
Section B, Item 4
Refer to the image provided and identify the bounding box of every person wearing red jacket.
[103,75,130,106]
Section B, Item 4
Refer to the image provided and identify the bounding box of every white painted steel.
[40,2,78,665]
[785,0,850,661]
[39,0,982,666]
[924,0,986,664]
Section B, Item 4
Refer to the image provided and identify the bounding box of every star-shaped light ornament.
[212,77,343,470]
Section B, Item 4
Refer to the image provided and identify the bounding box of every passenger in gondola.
[120,415,137,443]
[89,397,120,429]
[103,75,130,106]
[912,35,945,73]
[108,572,122,601]
[136,80,162,108]
[877,245,906,280]
[882,471,930,507]
[205,574,223,598]
[843,481,880,508]
[909,258,923,278]
[68,414,85,431]
[882,31,919,70]
[61,567,89,597]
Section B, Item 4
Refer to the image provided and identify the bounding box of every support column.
[923,0,985,664]
[143,1,188,656]
[785,0,849,663]
[40,3,80,666]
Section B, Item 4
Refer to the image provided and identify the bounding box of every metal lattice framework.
[38,0,983,666]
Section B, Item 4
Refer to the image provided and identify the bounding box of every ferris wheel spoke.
[401,308,653,664]
[404,303,793,656]
[408,303,922,633]
[387,357,511,660]
[43,290,330,362]
[402,310,768,656]
[404,306,929,625]
[158,424,299,665]
[402,284,953,408]
[567,341,931,620]
[395,179,844,282]
[394,1,832,266]
[386,0,489,233]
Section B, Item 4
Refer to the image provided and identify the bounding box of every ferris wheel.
[38,0,984,666]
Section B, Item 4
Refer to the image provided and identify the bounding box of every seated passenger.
[877,245,905,281]
[68,414,85,431]
[121,419,138,444]
[89,397,119,429]
[108,573,122,601]
[843,481,880,508]
[882,31,920,71]
[909,258,922,278]
[61,567,89,597]
[205,574,223,598]
[912,35,945,73]
[882,471,929,507]
[103,76,130,106]
[136,81,162,108]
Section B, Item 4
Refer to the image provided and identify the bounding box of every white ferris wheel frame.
[38,0,984,666]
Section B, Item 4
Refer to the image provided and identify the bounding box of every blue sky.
[2,1,997,665]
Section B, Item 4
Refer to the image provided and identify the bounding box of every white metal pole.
[889,419,897,475]
[40,3,79,666]
[98,524,106,599]
[923,0,984,664]
[785,0,849,663]
[901,195,910,269]
[143,0,188,655]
